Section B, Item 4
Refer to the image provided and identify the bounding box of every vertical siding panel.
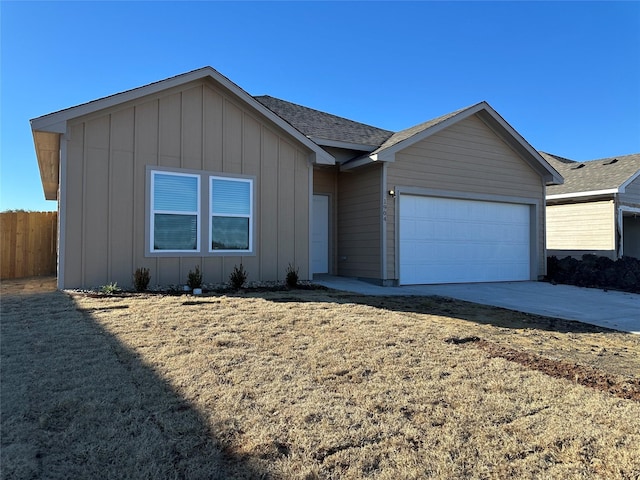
[240,113,261,279]
[158,92,181,168]
[223,99,243,174]
[294,152,310,280]
[83,116,110,287]
[202,88,224,282]
[110,108,135,287]
[64,123,85,287]
[260,128,279,280]
[134,100,159,283]
[203,87,224,172]
[277,140,296,279]
[182,85,203,169]
[158,93,182,283]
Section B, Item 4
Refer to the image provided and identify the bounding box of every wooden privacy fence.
[1,211,57,279]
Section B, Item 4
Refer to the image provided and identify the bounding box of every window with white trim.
[210,176,253,252]
[150,171,200,252]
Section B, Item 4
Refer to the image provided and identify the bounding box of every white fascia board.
[546,188,618,200]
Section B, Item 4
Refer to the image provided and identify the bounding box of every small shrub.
[133,267,150,292]
[187,265,203,290]
[286,263,299,288]
[100,282,121,295]
[229,264,247,290]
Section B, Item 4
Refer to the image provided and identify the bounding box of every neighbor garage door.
[399,195,531,284]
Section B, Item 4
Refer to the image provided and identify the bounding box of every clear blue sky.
[2,1,639,212]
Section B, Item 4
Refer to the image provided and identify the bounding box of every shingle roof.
[542,152,640,197]
[254,95,394,148]
[368,105,473,155]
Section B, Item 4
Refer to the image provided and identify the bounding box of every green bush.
[187,265,203,290]
[286,263,299,288]
[100,282,121,295]
[229,264,247,290]
[133,267,150,292]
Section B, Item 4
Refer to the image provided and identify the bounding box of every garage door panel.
[399,195,531,284]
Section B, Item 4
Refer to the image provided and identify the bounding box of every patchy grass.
[2,277,640,479]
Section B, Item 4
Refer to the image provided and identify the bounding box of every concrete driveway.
[313,276,640,334]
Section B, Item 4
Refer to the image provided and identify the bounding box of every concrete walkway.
[313,276,640,334]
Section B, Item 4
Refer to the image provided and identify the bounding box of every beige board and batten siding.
[62,79,312,289]
[386,114,545,280]
[313,167,339,274]
[546,200,615,256]
[337,163,382,279]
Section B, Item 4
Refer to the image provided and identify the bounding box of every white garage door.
[399,195,531,285]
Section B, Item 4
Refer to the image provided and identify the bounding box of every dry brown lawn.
[2,277,640,479]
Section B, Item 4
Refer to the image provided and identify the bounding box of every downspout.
[615,194,623,258]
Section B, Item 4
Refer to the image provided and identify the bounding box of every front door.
[312,195,329,274]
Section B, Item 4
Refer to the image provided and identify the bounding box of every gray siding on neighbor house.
[62,79,313,289]
[385,114,546,280]
[623,216,640,259]
[337,163,383,279]
[621,177,640,207]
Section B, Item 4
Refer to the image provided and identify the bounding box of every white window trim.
[150,170,201,253]
[209,175,254,254]
[146,166,256,258]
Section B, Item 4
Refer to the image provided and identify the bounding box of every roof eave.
[308,136,379,153]
[30,66,335,167]
[546,189,618,201]
[32,131,60,200]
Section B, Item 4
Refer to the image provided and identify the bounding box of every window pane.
[154,214,197,250]
[211,178,250,215]
[154,173,198,212]
[211,217,249,250]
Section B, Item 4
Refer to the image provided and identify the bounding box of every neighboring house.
[543,152,640,260]
[31,66,562,289]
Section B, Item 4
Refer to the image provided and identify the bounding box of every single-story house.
[542,152,640,260]
[31,66,562,289]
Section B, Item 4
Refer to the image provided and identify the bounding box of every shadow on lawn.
[0,278,260,480]
[264,289,619,335]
